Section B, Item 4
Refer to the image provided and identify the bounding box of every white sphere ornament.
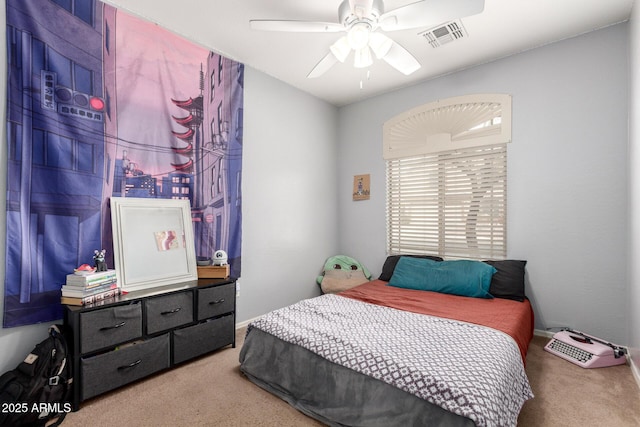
[212,250,228,266]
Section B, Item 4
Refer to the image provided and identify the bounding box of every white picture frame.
[110,197,198,292]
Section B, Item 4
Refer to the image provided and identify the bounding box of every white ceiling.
[102,0,634,107]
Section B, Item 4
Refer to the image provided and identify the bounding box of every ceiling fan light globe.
[369,32,393,59]
[347,23,371,50]
[330,36,351,63]
[354,46,373,68]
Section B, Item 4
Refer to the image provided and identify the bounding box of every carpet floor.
[62,329,640,426]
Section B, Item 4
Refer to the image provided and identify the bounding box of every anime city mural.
[4,0,244,327]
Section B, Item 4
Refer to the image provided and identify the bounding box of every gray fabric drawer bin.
[81,333,170,400]
[173,314,234,364]
[80,303,142,354]
[197,283,235,320]
[145,291,193,335]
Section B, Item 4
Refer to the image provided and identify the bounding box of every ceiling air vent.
[419,20,467,48]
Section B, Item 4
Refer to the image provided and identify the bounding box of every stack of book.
[60,269,120,306]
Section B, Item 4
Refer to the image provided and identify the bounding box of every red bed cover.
[340,279,534,363]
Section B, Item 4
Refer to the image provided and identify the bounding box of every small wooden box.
[197,265,229,279]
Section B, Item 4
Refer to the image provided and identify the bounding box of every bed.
[239,256,535,427]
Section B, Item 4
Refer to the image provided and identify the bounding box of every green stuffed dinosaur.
[317,254,372,294]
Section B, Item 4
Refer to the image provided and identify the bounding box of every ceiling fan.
[250,0,485,78]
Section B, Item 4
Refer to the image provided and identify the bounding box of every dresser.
[63,278,236,410]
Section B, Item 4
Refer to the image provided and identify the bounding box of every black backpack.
[0,324,73,427]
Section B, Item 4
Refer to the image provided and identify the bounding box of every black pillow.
[378,254,443,281]
[483,260,527,302]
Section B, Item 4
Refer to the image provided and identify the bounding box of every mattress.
[340,280,534,363]
[240,279,534,426]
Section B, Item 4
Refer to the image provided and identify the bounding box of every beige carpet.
[62,330,640,427]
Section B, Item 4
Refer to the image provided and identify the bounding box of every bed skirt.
[240,327,476,427]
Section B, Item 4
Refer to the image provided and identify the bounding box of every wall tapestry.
[4,0,244,327]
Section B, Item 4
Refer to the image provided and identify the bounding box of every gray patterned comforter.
[248,294,533,427]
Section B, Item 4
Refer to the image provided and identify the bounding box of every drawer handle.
[117,359,142,370]
[209,298,225,305]
[100,321,126,331]
[161,307,182,315]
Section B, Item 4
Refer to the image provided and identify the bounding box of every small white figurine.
[212,250,228,266]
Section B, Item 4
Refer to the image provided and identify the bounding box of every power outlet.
[236,280,240,299]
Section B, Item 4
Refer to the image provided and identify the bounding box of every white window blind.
[386,144,507,260]
[384,94,511,260]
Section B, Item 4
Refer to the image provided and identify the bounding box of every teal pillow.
[387,257,496,298]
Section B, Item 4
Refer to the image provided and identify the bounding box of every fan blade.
[382,41,421,75]
[250,20,344,33]
[307,52,339,78]
[379,0,484,31]
[369,31,393,59]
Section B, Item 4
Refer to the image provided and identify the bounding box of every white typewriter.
[544,329,627,368]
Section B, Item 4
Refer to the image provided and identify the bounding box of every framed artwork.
[353,174,371,201]
[111,197,198,292]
